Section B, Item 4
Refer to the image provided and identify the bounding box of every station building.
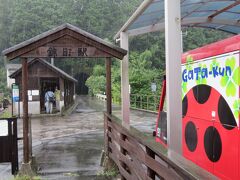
[10,58,77,115]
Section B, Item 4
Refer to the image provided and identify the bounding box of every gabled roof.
[5,64,22,70]
[115,0,240,39]
[10,58,78,83]
[2,23,127,60]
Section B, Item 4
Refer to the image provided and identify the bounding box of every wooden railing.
[104,113,195,180]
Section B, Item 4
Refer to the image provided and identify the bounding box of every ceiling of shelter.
[115,0,240,38]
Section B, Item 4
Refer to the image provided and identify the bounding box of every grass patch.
[97,167,119,179]
[13,175,41,180]
[0,109,11,118]
[63,172,79,177]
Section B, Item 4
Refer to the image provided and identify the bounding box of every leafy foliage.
[86,65,106,95]
[0,0,232,101]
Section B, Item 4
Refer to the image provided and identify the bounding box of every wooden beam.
[106,57,112,114]
[21,46,111,58]
[6,32,66,60]
[4,28,127,60]
[165,0,182,155]
[120,32,130,129]
[65,30,125,59]
[21,58,29,163]
[208,0,240,19]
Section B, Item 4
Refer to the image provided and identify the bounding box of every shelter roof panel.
[228,4,240,12]
[187,11,215,17]
[181,0,202,5]
[197,1,234,11]
[215,11,240,20]
[218,25,240,33]
[114,0,240,39]
[142,0,164,14]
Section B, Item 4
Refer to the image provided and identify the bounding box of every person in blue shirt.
[45,89,55,114]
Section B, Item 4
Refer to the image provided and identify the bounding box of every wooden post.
[146,147,156,179]
[120,32,130,129]
[165,0,182,155]
[106,57,112,115]
[22,58,29,163]
[104,114,108,156]
[120,134,127,180]
[105,58,112,157]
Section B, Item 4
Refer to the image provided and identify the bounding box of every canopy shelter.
[2,23,127,166]
[115,0,240,157]
[115,0,240,38]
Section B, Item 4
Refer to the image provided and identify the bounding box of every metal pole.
[18,92,20,118]
[51,57,54,66]
[11,84,13,117]
[22,58,29,163]
[120,32,130,129]
[165,0,182,155]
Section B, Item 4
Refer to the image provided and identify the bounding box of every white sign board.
[0,120,8,136]
[28,95,32,101]
[151,83,157,92]
[12,84,19,102]
[32,90,39,96]
[28,90,32,96]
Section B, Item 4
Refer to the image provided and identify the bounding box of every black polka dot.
[204,126,222,162]
[182,96,188,117]
[185,121,197,152]
[193,85,211,104]
[218,96,236,130]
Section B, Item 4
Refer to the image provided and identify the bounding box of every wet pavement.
[0,96,157,180]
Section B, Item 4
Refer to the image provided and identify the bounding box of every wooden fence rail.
[104,113,195,180]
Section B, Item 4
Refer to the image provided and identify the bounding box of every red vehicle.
[156,35,240,179]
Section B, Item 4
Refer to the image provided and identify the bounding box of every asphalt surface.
[0,96,157,180]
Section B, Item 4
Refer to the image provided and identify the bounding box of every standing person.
[54,87,60,112]
[45,89,55,114]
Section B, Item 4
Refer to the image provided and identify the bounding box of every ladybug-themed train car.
[156,35,240,179]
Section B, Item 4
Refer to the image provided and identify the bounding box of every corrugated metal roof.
[115,0,240,39]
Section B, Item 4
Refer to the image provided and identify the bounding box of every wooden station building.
[2,23,127,165]
[10,58,77,115]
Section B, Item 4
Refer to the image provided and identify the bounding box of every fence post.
[134,95,137,108]
[22,57,30,164]
[147,96,149,110]
[104,114,109,156]
[120,134,127,180]
[146,147,156,179]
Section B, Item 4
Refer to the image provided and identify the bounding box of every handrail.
[98,93,161,112]
[104,112,217,180]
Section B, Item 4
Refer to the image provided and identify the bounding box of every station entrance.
[75,72,89,95]
[40,77,59,112]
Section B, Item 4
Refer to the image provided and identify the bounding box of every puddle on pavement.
[0,96,156,179]
[35,132,104,180]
